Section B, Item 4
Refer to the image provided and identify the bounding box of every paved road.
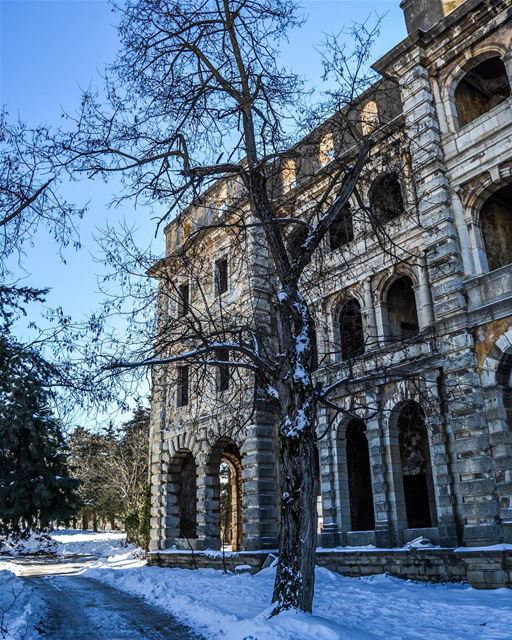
[12,556,203,639]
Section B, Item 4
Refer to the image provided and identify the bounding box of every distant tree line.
[69,405,150,548]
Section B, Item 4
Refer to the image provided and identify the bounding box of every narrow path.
[16,557,203,639]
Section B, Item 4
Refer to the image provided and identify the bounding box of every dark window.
[480,184,512,272]
[215,258,229,295]
[329,207,354,251]
[177,365,189,407]
[386,276,419,341]
[455,56,511,128]
[369,174,404,224]
[177,283,190,317]
[216,349,230,392]
[339,299,365,360]
[288,226,308,261]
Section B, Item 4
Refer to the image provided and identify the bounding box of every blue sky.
[0,0,406,421]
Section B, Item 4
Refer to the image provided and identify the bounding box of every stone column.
[424,371,462,547]
[394,55,500,546]
[318,410,342,547]
[416,254,434,331]
[363,278,378,351]
[366,393,396,547]
[241,409,279,550]
[149,365,170,552]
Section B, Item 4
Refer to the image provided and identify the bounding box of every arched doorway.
[397,403,437,529]
[346,419,375,531]
[168,450,197,542]
[480,184,512,272]
[385,276,419,341]
[209,439,244,551]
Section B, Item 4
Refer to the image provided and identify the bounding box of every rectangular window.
[177,283,190,317]
[215,258,229,295]
[177,365,189,407]
[216,349,230,392]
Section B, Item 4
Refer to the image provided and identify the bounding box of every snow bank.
[0,531,57,557]
[0,562,41,639]
[86,556,512,640]
[49,529,131,558]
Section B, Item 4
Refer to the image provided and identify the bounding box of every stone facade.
[149,0,512,559]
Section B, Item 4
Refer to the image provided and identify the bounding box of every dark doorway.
[346,420,375,531]
[176,451,197,539]
[398,403,437,529]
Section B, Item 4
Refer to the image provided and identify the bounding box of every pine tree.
[0,336,79,537]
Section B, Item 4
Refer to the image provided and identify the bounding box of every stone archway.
[207,439,244,551]
[167,449,198,543]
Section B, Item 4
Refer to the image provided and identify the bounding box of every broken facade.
[149,0,512,554]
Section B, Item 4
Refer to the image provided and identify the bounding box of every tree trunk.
[272,292,319,613]
[272,406,318,612]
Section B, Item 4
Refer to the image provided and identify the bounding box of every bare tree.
[54,0,420,613]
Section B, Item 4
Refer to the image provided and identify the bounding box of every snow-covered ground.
[0,562,41,640]
[86,546,512,640]
[50,529,131,557]
[0,529,130,558]
[2,530,512,639]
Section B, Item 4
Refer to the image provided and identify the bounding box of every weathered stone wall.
[148,548,512,590]
[149,0,512,559]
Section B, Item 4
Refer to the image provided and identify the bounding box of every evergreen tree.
[0,335,79,536]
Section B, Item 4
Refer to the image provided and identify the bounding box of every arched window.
[361,99,379,136]
[397,403,437,529]
[386,276,419,341]
[497,351,512,430]
[346,420,375,531]
[455,56,511,128]
[329,206,354,251]
[339,299,365,360]
[369,173,404,224]
[480,184,512,272]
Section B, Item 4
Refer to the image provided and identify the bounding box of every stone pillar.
[394,55,501,546]
[424,371,462,547]
[363,278,378,351]
[366,394,396,547]
[149,364,170,552]
[416,255,434,330]
[318,410,342,547]
[241,409,278,550]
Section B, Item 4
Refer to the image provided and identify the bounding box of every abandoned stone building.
[149,0,512,558]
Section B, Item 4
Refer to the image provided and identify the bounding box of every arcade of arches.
[166,439,243,551]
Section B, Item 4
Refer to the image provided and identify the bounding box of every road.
[11,556,203,639]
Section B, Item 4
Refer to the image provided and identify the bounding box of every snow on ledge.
[454,544,512,554]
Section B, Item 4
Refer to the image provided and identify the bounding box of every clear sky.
[0,0,406,422]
